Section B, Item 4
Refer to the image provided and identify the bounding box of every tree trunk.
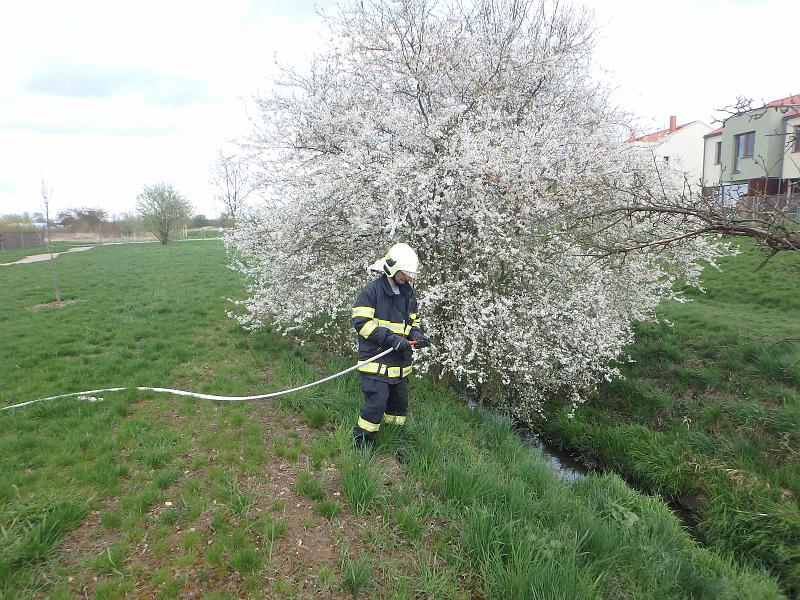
[476,383,491,408]
[431,365,453,390]
[45,226,61,303]
[48,253,62,303]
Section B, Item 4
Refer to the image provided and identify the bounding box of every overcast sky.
[0,0,795,218]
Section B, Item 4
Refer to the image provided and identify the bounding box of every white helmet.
[368,243,420,278]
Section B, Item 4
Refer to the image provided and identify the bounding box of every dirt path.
[0,245,95,266]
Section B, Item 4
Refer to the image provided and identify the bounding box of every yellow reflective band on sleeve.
[383,414,406,425]
[402,366,413,377]
[412,318,421,327]
[359,320,378,339]
[352,306,375,318]
[357,417,380,432]
[376,319,407,334]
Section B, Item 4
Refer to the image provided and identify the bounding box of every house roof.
[767,94,800,107]
[629,121,696,143]
[709,93,800,130]
[782,106,800,121]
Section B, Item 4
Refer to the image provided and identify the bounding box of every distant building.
[702,94,800,205]
[629,116,713,182]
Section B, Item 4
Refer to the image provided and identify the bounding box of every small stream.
[516,429,589,483]
[466,398,590,482]
[516,426,699,533]
[466,400,701,537]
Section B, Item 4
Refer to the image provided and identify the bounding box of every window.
[794,125,800,153]
[714,141,722,165]
[734,131,755,171]
[714,183,748,208]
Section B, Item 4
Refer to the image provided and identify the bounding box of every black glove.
[414,334,431,349]
[391,335,411,352]
[409,330,431,349]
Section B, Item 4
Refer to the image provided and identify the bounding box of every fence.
[0,231,44,251]
[732,195,800,222]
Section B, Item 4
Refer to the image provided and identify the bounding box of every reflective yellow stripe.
[357,417,380,432]
[359,320,378,339]
[404,324,412,335]
[356,362,409,378]
[412,319,421,328]
[376,319,407,334]
[383,414,406,425]
[352,306,375,318]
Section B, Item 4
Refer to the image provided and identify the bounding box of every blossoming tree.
[227,0,732,416]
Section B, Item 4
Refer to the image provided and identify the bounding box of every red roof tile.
[629,121,694,143]
[767,94,800,107]
[704,127,723,138]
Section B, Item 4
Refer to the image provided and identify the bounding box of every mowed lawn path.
[0,242,788,599]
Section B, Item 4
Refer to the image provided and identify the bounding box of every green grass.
[340,449,382,516]
[0,240,790,599]
[315,499,342,520]
[340,551,372,597]
[295,471,326,501]
[0,241,88,263]
[537,241,800,595]
[186,229,223,240]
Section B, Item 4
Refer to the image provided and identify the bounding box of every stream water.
[517,422,699,534]
[516,429,588,483]
[466,399,589,482]
[466,401,700,536]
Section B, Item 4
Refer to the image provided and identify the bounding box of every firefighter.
[351,243,430,449]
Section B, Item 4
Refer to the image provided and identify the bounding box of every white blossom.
[227,0,732,416]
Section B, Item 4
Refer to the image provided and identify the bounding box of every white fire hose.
[1,347,396,412]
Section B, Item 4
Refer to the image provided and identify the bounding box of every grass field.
[537,242,800,596]
[0,241,789,598]
[0,242,91,264]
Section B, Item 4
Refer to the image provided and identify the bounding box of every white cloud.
[0,0,794,217]
[0,0,329,217]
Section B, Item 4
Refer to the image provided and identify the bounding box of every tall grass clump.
[340,552,372,598]
[0,493,89,589]
[340,449,381,516]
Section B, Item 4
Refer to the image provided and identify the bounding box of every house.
[629,116,713,182]
[701,94,800,204]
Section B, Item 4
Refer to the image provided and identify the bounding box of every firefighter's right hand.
[413,334,431,349]
[391,335,411,352]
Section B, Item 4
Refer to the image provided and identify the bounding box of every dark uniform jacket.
[351,275,422,383]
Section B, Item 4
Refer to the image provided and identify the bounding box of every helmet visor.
[399,269,417,279]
